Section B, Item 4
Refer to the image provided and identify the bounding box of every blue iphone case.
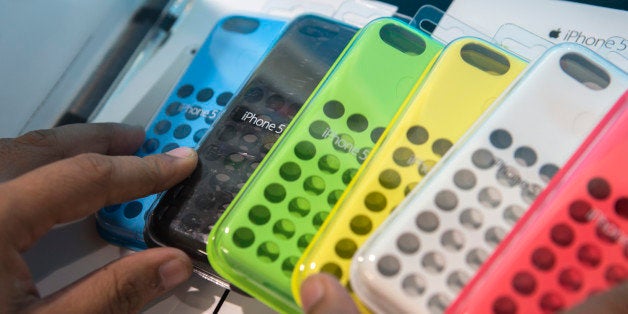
[96,15,286,250]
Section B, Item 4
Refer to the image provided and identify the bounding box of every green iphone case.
[207,18,443,313]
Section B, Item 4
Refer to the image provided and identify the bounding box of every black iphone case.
[145,15,357,276]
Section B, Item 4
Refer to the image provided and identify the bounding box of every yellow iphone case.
[291,37,527,309]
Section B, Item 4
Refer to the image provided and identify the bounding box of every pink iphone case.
[448,90,628,314]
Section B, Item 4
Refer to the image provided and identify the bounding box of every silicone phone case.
[447,91,628,313]
[95,16,286,250]
[351,43,628,314]
[145,15,357,275]
[291,37,527,308]
[207,18,443,313]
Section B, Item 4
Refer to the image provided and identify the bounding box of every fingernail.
[158,258,190,290]
[165,147,195,158]
[301,277,325,312]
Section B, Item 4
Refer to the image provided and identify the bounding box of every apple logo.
[549,28,561,39]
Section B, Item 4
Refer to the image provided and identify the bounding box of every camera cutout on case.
[221,16,261,34]
[379,24,427,56]
[460,43,511,76]
[560,53,610,90]
[299,24,340,39]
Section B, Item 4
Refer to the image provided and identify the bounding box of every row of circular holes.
[243,87,301,116]
[325,128,457,273]
[377,130,554,298]
[371,160,536,297]
[108,83,227,219]
[184,110,282,233]
[212,99,374,226]
[175,84,233,104]
[492,263,627,314]
[255,137,358,233]
[314,187,628,302]
[491,177,628,314]
[320,130,523,272]
[173,86,301,127]
[317,119,456,268]
[487,129,560,182]
[286,116,457,274]
[168,101,279,232]
[142,125,206,154]
[142,86,234,154]
[319,125,459,280]
[368,172,628,303]
[231,226,317,279]
[261,101,371,226]
[107,85,222,221]
[498,188,628,302]
[227,100,379,270]
[230,114,359,264]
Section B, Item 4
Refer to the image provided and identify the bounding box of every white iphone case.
[350,43,628,314]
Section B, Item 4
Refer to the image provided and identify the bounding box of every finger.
[563,281,628,314]
[300,274,359,314]
[0,147,197,251]
[28,248,192,314]
[0,123,144,182]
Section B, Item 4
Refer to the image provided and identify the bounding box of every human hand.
[300,271,628,314]
[0,123,197,313]
[300,274,359,314]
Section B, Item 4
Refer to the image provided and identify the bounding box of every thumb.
[563,281,628,314]
[31,248,192,313]
[300,274,359,314]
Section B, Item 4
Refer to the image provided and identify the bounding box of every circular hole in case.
[257,241,280,263]
[233,227,255,248]
[377,255,401,277]
[321,262,343,279]
[453,169,477,190]
[288,197,310,218]
[415,211,439,232]
[434,190,458,211]
[264,183,286,203]
[279,162,301,181]
[364,192,387,212]
[335,238,358,259]
[176,84,194,98]
[273,219,296,240]
[350,215,372,235]
[531,247,556,271]
[402,274,426,296]
[309,120,330,140]
[407,125,429,145]
[196,88,214,102]
[327,190,343,206]
[514,146,537,167]
[432,138,453,157]
[489,129,512,149]
[346,114,369,132]
[248,205,271,225]
[397,232,421,254]
[123,201,143,219]
[393,147,415,167]
[379,169,401,189]
[471,148,495,169]
[323,100,345,119]
[587,177,611,200]
[294,141,316,160]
